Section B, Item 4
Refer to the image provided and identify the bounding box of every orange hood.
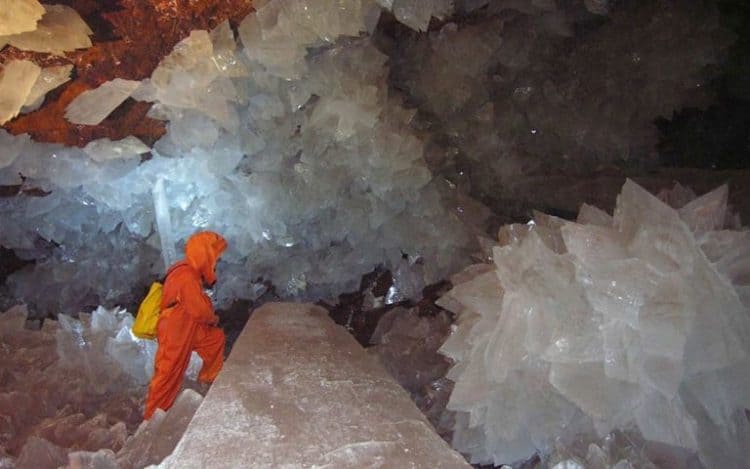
[184,231,227,286]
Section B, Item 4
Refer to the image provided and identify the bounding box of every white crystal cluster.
[0,304,203,467]
[390,1,732,199]
[438,180,750,467]
[0,1,475,315]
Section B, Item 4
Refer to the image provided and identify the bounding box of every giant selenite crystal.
[438,180,750,467]
[0,1,475,315]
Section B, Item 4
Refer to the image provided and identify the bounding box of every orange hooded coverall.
[144,231,228,419]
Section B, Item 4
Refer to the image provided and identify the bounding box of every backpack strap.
[161,261,191,309]
[163,261,190,283]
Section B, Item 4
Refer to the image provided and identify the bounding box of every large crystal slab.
[64,78,140,126]
[0,4,92,55]
[584,0,611,15]
[161,303,470,468]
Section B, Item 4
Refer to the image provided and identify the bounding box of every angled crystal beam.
[22,64,73,113]
[0,59,41,124]
[64,78,140,126]
[0,4,93,55]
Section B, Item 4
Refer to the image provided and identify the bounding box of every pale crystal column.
[153,178,177,270]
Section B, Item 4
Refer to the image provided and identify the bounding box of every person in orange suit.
[144,231,228,419]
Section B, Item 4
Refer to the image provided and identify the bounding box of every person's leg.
[144,311,197,419]
[193,324,226,384]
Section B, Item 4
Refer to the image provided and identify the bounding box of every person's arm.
[180,275,219,325]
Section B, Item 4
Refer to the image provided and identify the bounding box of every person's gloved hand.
[203,288,219,326]
[204,287,218,308]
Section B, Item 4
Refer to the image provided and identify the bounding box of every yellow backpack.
[132,281,163,340]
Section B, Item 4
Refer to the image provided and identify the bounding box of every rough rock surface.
[388,0,733,206]
[368,305,457,441]
[369,306,452,394]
